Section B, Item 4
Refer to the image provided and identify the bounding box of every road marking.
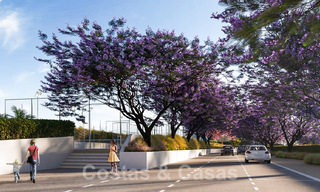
[176,180,181,183]
[159,190,166,192]
[181,176,186,179]
[236,156,260,192]
[64,190,72,192]
[272,163,320,183]
[82,184,94,188]
[168,184,174,188]
[100,180,110,183]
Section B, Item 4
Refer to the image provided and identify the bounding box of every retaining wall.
[0,136,73,175]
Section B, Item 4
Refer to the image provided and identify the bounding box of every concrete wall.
[120,149,212,170]
[0,136,73,175]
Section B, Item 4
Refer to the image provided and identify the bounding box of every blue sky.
[0,0,225,130]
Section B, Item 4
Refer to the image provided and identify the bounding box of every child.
[7,159,22,183]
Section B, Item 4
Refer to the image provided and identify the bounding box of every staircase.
[60,149,119,169]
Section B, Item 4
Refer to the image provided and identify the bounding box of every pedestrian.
[22,139,40,183]
[108,139,120,174]
[7,159,22,183]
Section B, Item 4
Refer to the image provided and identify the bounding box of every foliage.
[33,119,74,138]
[125,135,210,152]
[10,106,35,119]
[0,118,74,140]
[74,127,114,140]
[273,151,307,160]
[0,118,36,140]
[174,135,189,150]
[35,16,242,147]
[272,145,320,153]
[304,153,320,165]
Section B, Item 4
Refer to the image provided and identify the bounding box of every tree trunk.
[170,124,177,139]
[287,142,294,152]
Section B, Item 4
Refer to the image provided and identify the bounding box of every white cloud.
[0,9,25,51]
[15,71,35,83]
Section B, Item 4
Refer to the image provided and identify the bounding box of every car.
[244,145,271,163]
[237,145,248,155]
[221,145,234,156]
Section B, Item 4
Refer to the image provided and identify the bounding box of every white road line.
[100,180,110,183]
[272,163,320,183]
[168,184,174,188]
[159,190,166,192]
[181,177,186,179]
[64,190,72,192]
[82,184,94,188]
[176,180,181,183]
[236,156,260,191]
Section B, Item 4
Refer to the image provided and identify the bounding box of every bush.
[272,145,320,153]
[151,135,168,151]
[0,118,74,140]
[125,138,151,152]
[304,153,320,165]
[175,135,188,150]
[274,151,307,160]
[125,135,210,152]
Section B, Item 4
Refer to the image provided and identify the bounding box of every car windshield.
[249,146,266,151]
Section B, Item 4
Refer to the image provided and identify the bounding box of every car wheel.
[267,160,271,164]
[221,153,223,156]
[245,159,248,163]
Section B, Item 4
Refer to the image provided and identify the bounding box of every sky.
[0,0,226,133]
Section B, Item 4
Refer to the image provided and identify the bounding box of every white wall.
[0,137,73,175]
[120,149,212,170]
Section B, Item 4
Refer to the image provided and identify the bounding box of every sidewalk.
[272,156,320,179]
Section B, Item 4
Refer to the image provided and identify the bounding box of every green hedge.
[273,151,320,166]
[33,119,75,138]
[272,145,320,153]
[0,118,36,140]
[0,118,74,140]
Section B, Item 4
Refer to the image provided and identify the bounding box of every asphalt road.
[1,154,320,192]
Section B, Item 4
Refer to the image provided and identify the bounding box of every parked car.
[237,145,248,155]
[244,145,271,163]
[221,145,234,156]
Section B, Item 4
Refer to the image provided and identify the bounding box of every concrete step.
[68,153,119,157]
[64,159,109,163]
[73,149,109,153]
[60,149,120,169]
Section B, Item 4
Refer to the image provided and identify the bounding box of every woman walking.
[108,139,120,174]
[22,139,40,183]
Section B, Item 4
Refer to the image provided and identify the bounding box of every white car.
[244,145,271,163]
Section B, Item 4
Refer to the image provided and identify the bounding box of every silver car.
[245,145,271,163]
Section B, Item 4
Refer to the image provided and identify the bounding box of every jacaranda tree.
[37,18,221,146]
